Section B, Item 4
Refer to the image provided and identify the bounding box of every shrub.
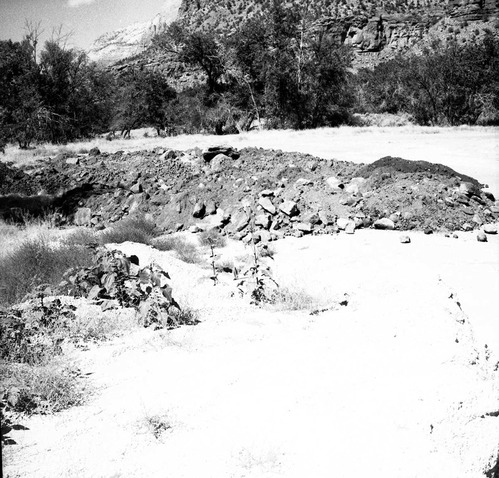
[1,361,86,414]
[0,238,93,307]
[268,286,320,311]
[152,236,202,264]
[100,215,158,245]
[199,229,227,248]
[63,227,99,246]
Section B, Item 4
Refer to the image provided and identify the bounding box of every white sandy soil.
[4,226,499,478]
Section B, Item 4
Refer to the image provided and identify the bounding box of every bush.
[0,238,93,307]
[199,229,227,248]
[100,215,158,245]
[152,236,202,263]
[268,286,320,311]
[63,227,99,246]
[1,361,86,415]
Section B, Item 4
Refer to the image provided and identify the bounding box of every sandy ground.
[3,127,499,476]
[4,227,499,478]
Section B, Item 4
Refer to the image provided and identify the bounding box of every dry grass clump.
[268,286,321,311]
[1,361,87,414]
[0,237,93,307]
[0,218,64,257]
[63,227,99,246]
[0,299,138,417]
[152,235,202,264]
[70,305,138,343]
[100,215,159,245]
[199,229,227,248]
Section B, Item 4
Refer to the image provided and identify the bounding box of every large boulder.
[202,145,239,162]
[210,153,232,173]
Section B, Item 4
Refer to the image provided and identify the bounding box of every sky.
[0,0,173,51]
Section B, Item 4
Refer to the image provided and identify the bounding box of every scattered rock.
[279,200,299,217]
[210,153,231,173]
[66,157,79,165]
[462,206,474,215]
[295,222,314,233]
[459,181,480,197]
[74,207,92,226]
[344,222,355,234]
[472,213,483,225]
[318,210,334,226]
[483,224,498,234]
[296,178,313,186]
[192,201,206,219]
[400,235,411,243]
[255,213,271,229]
[258,197,276,215]
[205,200,217,215]
[229,211,250,233]
[325,176,344,192]
[424,228,433,235]
[202,145,239,162]
[303,213,321,225]
[130,182,143,194]
[477,232,488,242]
[455,194,470,205]
[374,218,395,230]
[88,147,101,156]
[482,190,495,202]
[336,218,352,230]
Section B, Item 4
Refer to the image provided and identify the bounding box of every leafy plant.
[60,248,197,330]
[234,207,278,304]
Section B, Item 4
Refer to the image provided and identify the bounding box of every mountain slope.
[88,0,499,67]
[87,0,183,65]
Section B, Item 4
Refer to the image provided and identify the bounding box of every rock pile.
[1,147,498,244]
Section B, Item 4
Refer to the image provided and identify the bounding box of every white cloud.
[67,0,97,7]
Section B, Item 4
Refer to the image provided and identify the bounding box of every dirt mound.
[1,148,497,236]
[356,156,482,186]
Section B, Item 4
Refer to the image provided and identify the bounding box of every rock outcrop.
[87,1,182,65]
[88,0,498,68]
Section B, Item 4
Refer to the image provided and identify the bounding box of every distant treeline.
[1,4,498,148]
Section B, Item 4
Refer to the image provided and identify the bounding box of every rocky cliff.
[88,0,499,67]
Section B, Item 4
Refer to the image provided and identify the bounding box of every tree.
[356,33,499,126]
[0,38,47,148]
[113,69,176,137]
[153,22,226,96]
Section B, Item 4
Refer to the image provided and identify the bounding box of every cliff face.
[87,0,183,65]
[88,0,498,67]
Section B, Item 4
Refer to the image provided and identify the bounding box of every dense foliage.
[356,32,499,126]
[1,12,498,147]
